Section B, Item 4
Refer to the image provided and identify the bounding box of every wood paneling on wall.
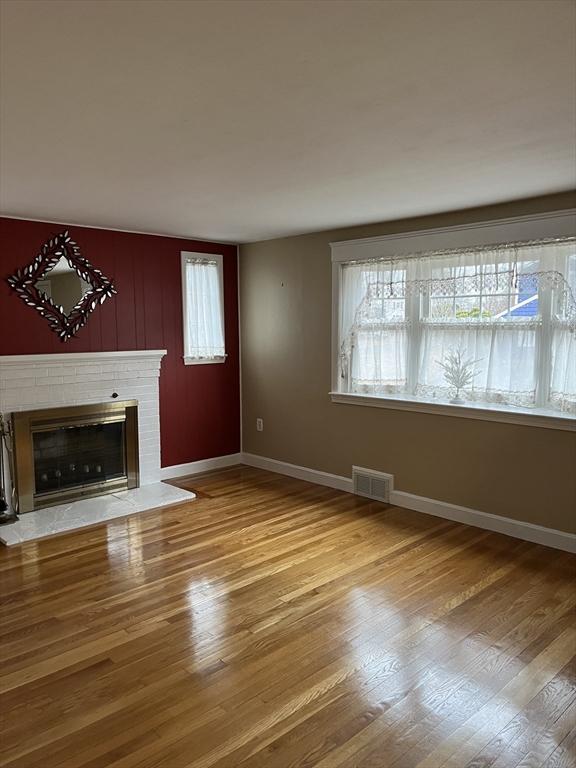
[0,217,240,467]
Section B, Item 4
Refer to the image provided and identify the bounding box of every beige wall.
[240,193,576,534]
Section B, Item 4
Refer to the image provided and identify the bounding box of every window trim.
[181,251,227,366]
[329,391,575,431]
[330,210,576,429]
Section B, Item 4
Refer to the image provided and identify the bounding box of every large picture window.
[331,214,576,426]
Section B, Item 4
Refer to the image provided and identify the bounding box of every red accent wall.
[0,217,240,467]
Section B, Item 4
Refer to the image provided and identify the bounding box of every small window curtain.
[184,258,225,359]
[339,239,576,413]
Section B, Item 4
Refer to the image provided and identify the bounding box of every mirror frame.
[6,230,117,342]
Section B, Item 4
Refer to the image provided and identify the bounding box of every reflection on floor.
[0,465,574,767]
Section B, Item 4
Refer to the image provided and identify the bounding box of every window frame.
[330,210,576,431]
[181,251,227,366]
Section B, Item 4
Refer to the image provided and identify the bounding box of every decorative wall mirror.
[6,231,117,342]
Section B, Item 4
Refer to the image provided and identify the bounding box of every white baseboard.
[389,490,576,553]
[160,453,242,480]
[241,453,354,493]
[240,453,576,554]
[160,451,575,553]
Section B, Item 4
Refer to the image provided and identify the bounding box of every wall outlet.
[256,418,264,432]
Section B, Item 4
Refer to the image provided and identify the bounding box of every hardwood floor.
[0,465,575,768]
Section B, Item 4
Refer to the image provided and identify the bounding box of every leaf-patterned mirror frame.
[6,231,117,342]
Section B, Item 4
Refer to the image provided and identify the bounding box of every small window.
[181,252,226,365]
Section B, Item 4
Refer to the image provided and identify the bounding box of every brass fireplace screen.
[12,401,139,513]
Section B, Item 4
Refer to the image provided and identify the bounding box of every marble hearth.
[0,482,195,545]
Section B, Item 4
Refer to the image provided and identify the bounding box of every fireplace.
[12,401,139,513]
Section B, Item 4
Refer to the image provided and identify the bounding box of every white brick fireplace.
[0,350,195,544]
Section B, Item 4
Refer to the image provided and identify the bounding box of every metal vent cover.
[352,466,393,504]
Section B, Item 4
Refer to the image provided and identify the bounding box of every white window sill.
[183,355,227,366]
[329,391,576,431]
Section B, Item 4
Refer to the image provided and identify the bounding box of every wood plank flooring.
[0,465,575,768]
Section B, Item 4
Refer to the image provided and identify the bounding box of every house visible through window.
[332,217,576,420]
[181,252,226,364]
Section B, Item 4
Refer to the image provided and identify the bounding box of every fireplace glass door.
[12,401,139,512]
[33,421,126,496]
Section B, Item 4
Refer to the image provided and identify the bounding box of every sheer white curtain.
[551,328,576,412]
[184,258,225,359]
[418,322,538,406]
[550,247,576,412]
[341,262,408,394]
[339,239,576,413]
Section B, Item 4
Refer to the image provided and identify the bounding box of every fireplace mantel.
[0,350,167,367]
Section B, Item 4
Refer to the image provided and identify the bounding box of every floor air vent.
[352,467,393,503]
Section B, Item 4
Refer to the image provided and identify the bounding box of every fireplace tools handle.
[0,415,18,524]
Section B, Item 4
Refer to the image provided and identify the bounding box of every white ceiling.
[0,0,575,243]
